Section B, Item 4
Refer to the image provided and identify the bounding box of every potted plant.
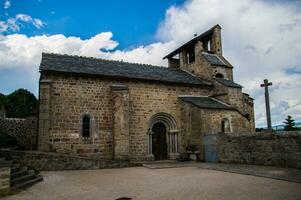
[186,144,200,161]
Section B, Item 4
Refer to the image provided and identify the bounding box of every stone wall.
[218,131,301,168]
[0,116,37,150]
[1,149,139,171]
[0,166,10,196]
[179,41,213,82]
[39,73,212,160]
[181,103,255,161]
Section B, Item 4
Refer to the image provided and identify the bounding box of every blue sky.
[0,0,300,127]
[0,0,184,48]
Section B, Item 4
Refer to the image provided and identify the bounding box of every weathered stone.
[36,25,255,161]
[0,116,37,150]
[218,131,301,169]
[1,149,139,171]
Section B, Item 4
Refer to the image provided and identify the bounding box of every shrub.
[0,129,18,149]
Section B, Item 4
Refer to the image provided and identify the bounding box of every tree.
[283,115,298,131]
[0,93,8,107]
[5,89,38,118]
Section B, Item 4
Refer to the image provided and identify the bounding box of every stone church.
[37,25,255,161]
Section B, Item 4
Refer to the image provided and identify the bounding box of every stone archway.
[147,113,179,160]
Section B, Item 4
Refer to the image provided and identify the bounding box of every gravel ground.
[3,167,301,200]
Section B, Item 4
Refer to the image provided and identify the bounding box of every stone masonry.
[219,131,301,168]
[0,116,37,150]
[37,24,255,161]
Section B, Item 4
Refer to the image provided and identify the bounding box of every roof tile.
[40,53,211,86]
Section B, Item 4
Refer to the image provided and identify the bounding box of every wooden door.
[152,122,167,160]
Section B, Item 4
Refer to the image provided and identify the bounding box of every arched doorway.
[152,122,168,160]
[147,112,179,160]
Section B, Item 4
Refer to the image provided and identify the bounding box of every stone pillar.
[111,84,130,160]
[168,130,179,160]
[210,25,222,55]
[195,41,204,59]
[147,130,155,160]
[38,79,52,151]
[179,50,188,67]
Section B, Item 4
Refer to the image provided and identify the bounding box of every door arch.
[147,112,179,160]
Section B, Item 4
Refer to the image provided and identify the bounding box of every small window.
[186,48,195,64]
[221,118,231,133]
[215,73,224,78]
[82,116,90,138]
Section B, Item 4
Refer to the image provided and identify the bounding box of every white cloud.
[0,14,45,33]
[0,21,8,32]
[16,14,32,22]
[0,0,300,127]
[156,0,301,126]
[4,0,10,9]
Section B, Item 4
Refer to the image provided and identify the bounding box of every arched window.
[215,73,224,78]
[82,116,90,138]
[221,118,231,133]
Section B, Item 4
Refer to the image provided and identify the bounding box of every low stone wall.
[1,149,140,171]
[218,131,301,168]
[0,116,37,150]
[0,165,10,196]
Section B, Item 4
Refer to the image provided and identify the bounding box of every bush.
[0,130,18,149]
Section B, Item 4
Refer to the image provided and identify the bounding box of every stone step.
[11,163,20,171]
[0,159,13,167]
[11,168,28,179]
[11,170,36,186]
[11,174,43,190]
[11,164,28,174]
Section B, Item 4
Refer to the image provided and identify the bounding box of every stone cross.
[260,79,273,130]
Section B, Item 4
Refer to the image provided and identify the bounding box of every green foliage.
[0,93,8,108]
[283,115,299,131]
[5,89,38,118]
[0,129,18,148]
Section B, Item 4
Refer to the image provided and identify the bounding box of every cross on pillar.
[260,79,273,130]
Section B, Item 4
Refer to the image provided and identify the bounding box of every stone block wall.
[0,166,10,196]
[181,103,255,161]
[218,131,301,168]
[40,73,211,160]
[0,116,37,150]
[1,149,139,171]
[212,65,233,80]
[179,42,213,82]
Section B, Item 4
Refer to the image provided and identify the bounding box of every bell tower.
[163,24,225,82]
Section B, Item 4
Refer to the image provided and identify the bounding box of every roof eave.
[40,69,213,87]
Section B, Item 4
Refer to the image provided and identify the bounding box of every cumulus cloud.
[0,0,300,127]
[0,14,45,33]
[4,0,10,9]
[156,0,301,126]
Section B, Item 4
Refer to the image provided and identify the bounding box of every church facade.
[37,25,255,161]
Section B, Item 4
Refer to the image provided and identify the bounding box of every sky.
[0,0,300,127]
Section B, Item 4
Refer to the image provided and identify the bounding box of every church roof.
[40,53,212,86]
[214,78,242,88]
[163,24,221,59]
[202,52,227,66]
[179,96,236,110]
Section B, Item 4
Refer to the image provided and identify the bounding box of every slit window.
[82,116,90,138]
[187,48,195,64]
